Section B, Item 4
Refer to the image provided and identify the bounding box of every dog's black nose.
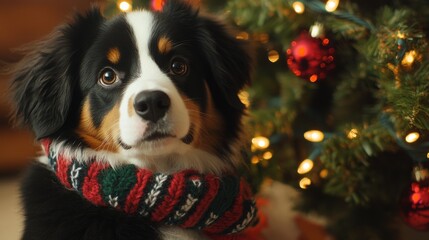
[134,90,171,122]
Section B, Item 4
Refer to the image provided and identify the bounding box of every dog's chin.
[119,135,190,158]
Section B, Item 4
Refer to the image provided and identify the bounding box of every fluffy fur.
[12,1,251,239]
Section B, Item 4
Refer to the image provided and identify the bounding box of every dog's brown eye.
[171,58,188,76]
[99,68,119,87]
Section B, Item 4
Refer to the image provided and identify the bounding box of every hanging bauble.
[399,162,429,231]
[286,31,335,82]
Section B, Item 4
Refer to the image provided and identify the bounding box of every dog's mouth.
[145,131,175,141]
[118,125,194,150]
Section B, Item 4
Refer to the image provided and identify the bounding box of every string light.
[347,128,359,139]
[268,50,280,63]
[238,91,250,107]
[118,0,132,12]
[310,22,325,38]
[405,132,420,143]
[401,50,420,68]
[252,136,270,150]
[303,130,325,142]
[262,151,273,160]
[251,156,260,165]
[320,169,329,178]
[236,32,249,40]
[292,2,305,14]
[299,177,311,189]
[297,159,314,174]
[325,0,339,12]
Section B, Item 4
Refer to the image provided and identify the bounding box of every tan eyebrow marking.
[158,36,173,54]
[107,47,121,64]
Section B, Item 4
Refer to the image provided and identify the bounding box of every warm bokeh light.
[236,31,249,40]
[268,50,280,63]
[310,22,324,38]
[347,128,359,139]
[118,0,132,12]
[252,136,270,150]
[297,159,314,174]
[401,50,419,68]
[405,132,420,143]
[263,151,273,160]
[397,31,406,39]
[303,130,325,142]
[299,177,312,189]
[238,91,250,107]
[251,156,260,165]
[292,2,305,14]
[320,169,329,178]
[325,0,339,12]
[151,0,164,11]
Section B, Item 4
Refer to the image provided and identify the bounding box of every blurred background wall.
[0,0,105,172]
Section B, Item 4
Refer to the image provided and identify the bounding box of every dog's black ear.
[197,17,253,110]
[11,8,104,139]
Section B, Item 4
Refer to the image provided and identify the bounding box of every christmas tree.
[107,0,429,239]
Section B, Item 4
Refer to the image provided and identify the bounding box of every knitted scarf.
[41,139,258,240]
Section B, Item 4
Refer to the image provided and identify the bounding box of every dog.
[11,1,252,239]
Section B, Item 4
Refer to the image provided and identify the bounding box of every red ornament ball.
[286,32,335,82]
[399,165,429,231]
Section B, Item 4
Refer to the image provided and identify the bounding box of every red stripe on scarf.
[204,180,247,234]
[82,162,109,206]
[56,154,72,189]
[151,171,187,222]
[181,174,219,228]
[40,138,51,155]
[124,169,153,214]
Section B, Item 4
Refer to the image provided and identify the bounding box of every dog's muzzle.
[134,90,170,123]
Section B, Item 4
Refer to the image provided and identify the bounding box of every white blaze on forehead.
[119,11,190,149]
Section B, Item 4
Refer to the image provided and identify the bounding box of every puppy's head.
[11,1,251,171]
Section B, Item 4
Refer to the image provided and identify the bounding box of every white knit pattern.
[231,204,257,233]
[140,174,168,216]
[70,163,82,190]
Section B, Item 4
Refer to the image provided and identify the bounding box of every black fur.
[21,162,160,240]
[154,1,252,157]
[11,8,104,140]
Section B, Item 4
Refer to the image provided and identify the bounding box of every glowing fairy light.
[292,2,305,14]
[401,50,419,68]
[251,156,260,165]
[320,169,329,178]
[262,151,273,160]
[397,31,406,39]
[347,128,359,139]
[236,32,249,40]
[268,50,280,63]
[151,0,164,11]
[238,91,250,107]
[299,177,312,189]
[405,132,420,143]
[325,0,339,12]
[252,136,270,150]
[303,130,325,142]
[297,159,314,174]
[310,22,325,38]
[118,0,132,12]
